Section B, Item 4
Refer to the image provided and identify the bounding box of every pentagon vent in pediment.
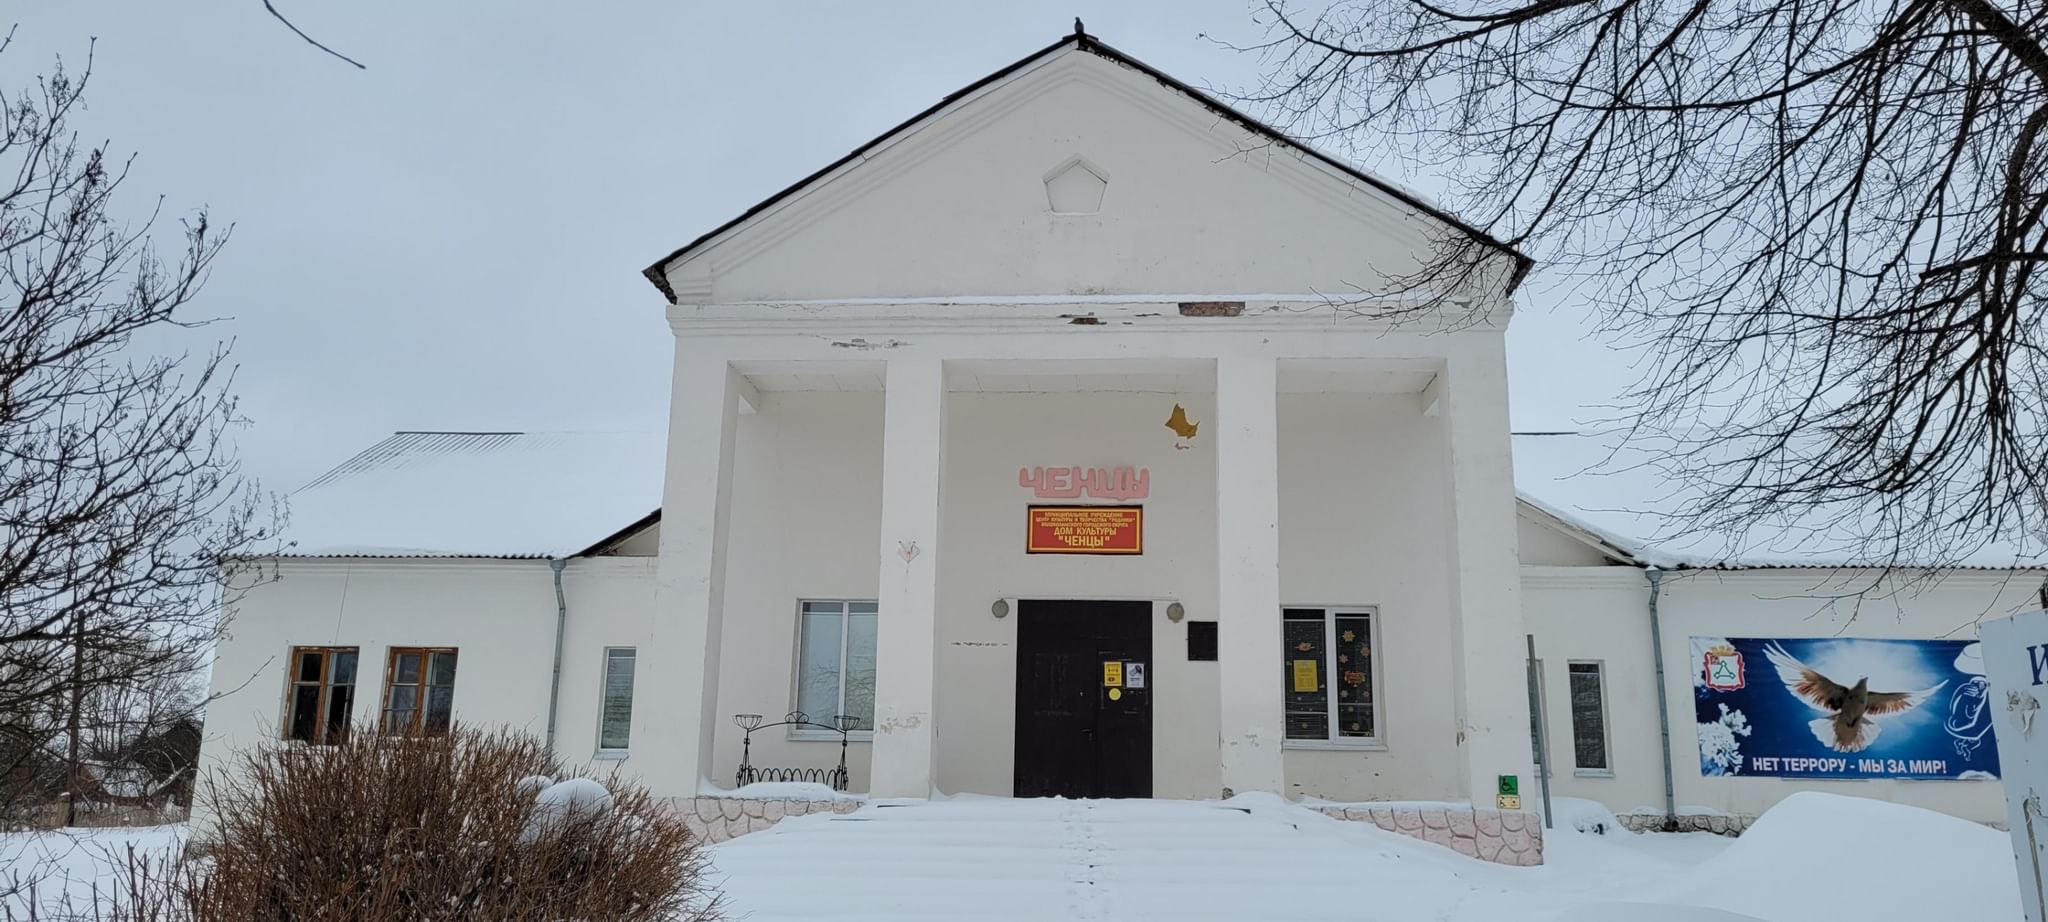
[1042,155,1108,215]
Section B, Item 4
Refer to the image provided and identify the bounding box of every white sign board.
[1979,610,2048,921]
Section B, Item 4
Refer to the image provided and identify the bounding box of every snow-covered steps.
[709,795,1587,921]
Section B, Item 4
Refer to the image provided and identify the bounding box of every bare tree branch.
[1249,0,2048,571]
[262,0,366,70]
[0,40,279,831]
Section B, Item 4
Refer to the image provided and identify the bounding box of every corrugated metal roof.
[280,431,664,559]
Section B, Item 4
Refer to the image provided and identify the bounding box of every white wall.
[707,388,1459,801]
[933,391,1222,799]
[1520,566,1662,812]
[1523,564,2041,824]
[199,557,656,820]
[675,48,1464,304]
[1276,394,1459,801]
[712,392,885,793]
[1516,510,1616,567]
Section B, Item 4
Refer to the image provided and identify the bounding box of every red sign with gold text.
[1027,506,1143,555]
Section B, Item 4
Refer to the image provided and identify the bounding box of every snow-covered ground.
[0,824,186,917]
[0,792,2023,921]
[708,792,2023,922]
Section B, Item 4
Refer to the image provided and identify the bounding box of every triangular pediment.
[645,32,1527,306]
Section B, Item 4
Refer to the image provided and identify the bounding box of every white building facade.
[200,31,2043,862]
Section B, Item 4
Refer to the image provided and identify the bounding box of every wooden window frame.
[381,646,459,736]
[1280,605,1385,750]
[282,645,358,745]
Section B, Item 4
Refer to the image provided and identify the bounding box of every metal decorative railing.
[732,711,860,792]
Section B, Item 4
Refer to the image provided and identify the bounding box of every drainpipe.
[1645,566,1678,831]
[543,558,569,753]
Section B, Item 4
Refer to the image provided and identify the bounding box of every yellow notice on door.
[1292,659,1318,692]
[1103,660,1123,687]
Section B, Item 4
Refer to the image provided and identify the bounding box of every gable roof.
[281,431,665,558]
[640,26,1532,303]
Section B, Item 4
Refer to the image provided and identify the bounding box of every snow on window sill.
[1282,738,1386,752]
[593,749,629,761]
[1573,768,1614,779]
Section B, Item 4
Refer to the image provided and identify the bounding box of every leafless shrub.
[9,726,719,921]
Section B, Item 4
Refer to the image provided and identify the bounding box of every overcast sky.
[7,2,1622,493]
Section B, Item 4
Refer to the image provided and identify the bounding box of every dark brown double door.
[1013,600,1152,799]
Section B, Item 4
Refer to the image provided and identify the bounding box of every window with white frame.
[598,647,636,752]
[795,600,876,737]
[1568,661,1610,771]
[1282,607,1378,742]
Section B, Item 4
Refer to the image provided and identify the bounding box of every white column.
[645,344,741,798]
[869,357,947,798]
[1215,355,1286,796]
[1438,340,1537,808]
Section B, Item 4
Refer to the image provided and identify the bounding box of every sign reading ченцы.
[1027,506,1142,555]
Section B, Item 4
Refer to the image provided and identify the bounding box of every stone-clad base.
[1316,804,1544,865]
[675,796,861,844]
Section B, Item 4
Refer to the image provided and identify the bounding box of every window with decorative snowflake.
[1281,607,1378,743]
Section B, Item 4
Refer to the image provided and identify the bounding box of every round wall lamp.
[1166,602,1185,622]
[991,599,1011,619]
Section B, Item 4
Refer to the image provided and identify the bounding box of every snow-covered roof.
[1512,432,2048,570]
[281,431,664,558]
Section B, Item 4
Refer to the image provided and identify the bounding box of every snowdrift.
[1652,792,2021,922]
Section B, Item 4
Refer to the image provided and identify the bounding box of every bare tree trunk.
[0,38,274,826]
[63,611,83,826]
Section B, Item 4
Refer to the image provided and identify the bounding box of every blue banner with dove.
[1691,636,1998,780]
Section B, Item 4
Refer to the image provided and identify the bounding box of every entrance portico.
[643,310,1530,809]
[637,28,1534,814]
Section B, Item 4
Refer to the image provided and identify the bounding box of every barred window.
[1568,661,1610,771]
